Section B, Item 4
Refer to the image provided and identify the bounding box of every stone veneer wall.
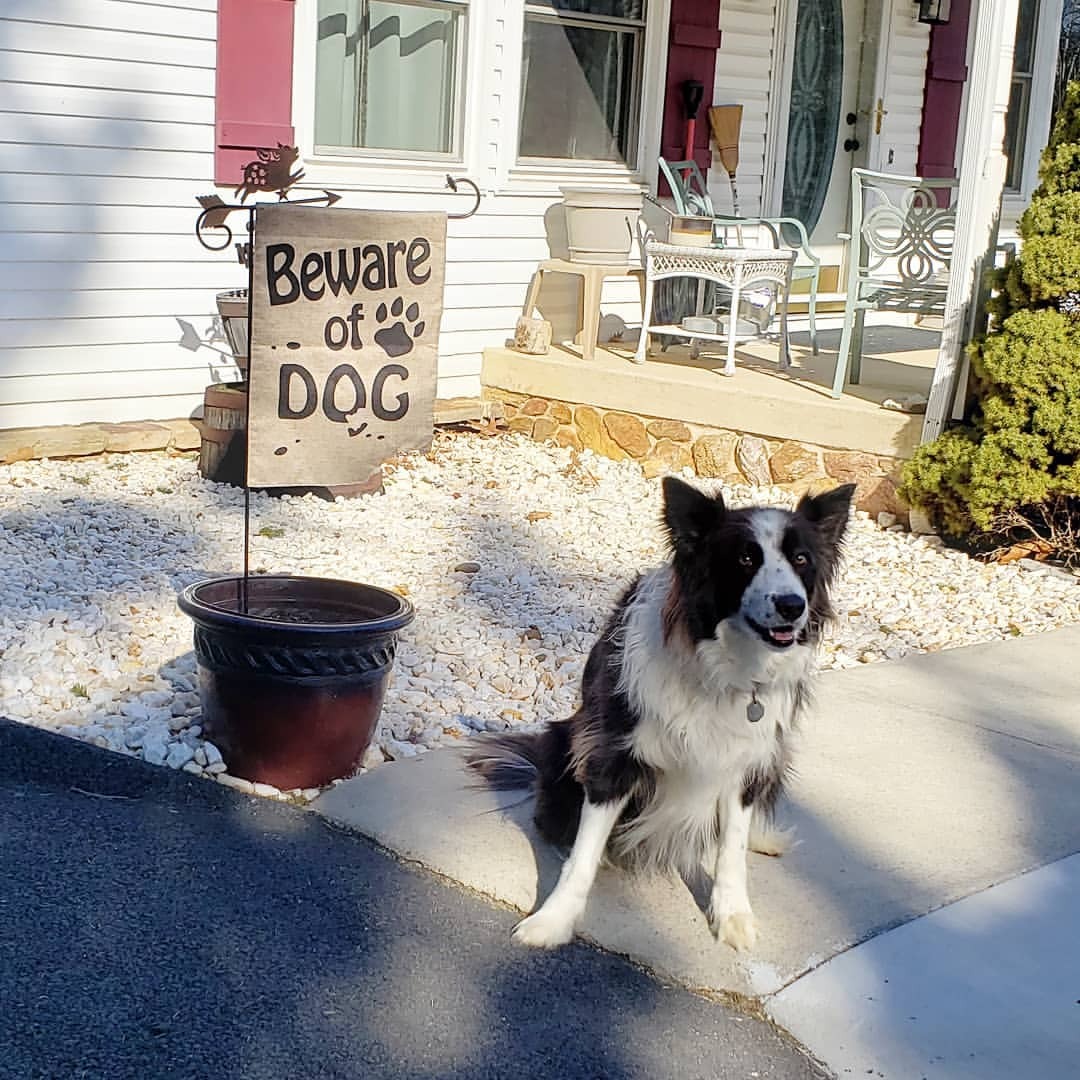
[0,419,201,463]
[485,390,909,522]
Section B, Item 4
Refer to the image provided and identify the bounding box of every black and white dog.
[468,476,854,951]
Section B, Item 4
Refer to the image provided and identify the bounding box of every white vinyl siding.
[711,0,776,216]
[1,0,649,428]
[0,0,235,429]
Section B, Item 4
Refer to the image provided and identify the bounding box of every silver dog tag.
[747,698,765,723]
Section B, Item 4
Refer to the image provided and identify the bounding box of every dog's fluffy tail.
[465,730,544,790]
[749,812,798,857]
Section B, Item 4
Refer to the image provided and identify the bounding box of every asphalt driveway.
[0,718,824,1080]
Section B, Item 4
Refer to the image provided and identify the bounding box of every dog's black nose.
[774,593,806,622]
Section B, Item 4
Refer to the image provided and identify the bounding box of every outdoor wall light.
[916,0,951,24]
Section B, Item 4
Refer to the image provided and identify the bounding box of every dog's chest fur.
[612,569,812,870]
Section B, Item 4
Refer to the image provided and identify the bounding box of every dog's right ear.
[662,476,724,551]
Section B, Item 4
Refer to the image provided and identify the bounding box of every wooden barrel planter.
[197,382,382,497]
[198,380,247,481]
[199,382,248,486]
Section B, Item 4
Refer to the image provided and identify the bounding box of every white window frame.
[498,0,671,193]
[517,2,646,168]
[1001,0,1064,209]
[292,0,485,191]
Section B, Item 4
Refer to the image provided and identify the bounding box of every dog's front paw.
[708,908,758,951]
[512,908,576,949]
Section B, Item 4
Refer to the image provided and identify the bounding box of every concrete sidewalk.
[315,626,1080,1078]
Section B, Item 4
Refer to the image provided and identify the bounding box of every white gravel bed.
[2,432,1078,801]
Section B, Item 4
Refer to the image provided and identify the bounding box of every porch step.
[433,397,504,425]
[482,341,927,460]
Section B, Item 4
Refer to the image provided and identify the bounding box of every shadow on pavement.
[0,718,824,1080]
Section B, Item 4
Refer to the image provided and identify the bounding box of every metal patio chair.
[658,157,822,354]
[832,168,959,398]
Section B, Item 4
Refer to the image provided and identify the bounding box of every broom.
[708,105,743,217]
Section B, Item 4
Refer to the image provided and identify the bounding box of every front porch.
[483,317,938,462]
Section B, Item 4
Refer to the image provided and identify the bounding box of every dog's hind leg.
[707,791,758,951]
[512,795,629,949]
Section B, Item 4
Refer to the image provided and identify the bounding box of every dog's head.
[661,476,855,650]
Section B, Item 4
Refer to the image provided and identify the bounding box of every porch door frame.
[762,0,798,216]
[763,0,896,241]
[856,0,899,173]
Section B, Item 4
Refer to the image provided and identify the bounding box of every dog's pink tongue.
[770,628,795,644]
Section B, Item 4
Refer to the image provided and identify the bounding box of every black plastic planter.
[178,575,414,790]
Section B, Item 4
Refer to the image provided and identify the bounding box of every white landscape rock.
[141,737,168,767]
[165,743,195,770]
[908,506,937,535]
[1,433,1079,802]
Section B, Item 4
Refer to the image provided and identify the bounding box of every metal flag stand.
[194,151,480,614]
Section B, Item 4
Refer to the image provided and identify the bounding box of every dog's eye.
[792,552,809,567]
[739,552,755,568]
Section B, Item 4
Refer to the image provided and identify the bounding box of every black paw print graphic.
[373,297,425,358]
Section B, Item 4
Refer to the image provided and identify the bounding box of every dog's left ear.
[796,483,856,545]
[663,476,724,551]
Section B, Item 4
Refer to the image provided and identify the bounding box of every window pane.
[1014,0,1039,74]
[519,17,638,162]
[528,0,645,20]
[1004,77,1030,190]
[315,0,463,154]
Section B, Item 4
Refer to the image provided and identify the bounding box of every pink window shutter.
[215,0,297,186]
[658,0,722,194]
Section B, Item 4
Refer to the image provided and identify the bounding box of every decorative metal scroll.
[195,147,481,263]
[445,175,481,219]
[859,180,956,287]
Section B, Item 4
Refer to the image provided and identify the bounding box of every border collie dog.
[468,476,854,951]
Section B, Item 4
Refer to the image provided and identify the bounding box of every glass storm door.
[780,0,844,234]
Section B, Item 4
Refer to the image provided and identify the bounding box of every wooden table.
[635,242,796,376]
[521,258,645,361]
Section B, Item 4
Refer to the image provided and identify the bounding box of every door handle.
[875,97,889,135]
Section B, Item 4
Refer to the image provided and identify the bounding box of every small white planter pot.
[560,188,643,265]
